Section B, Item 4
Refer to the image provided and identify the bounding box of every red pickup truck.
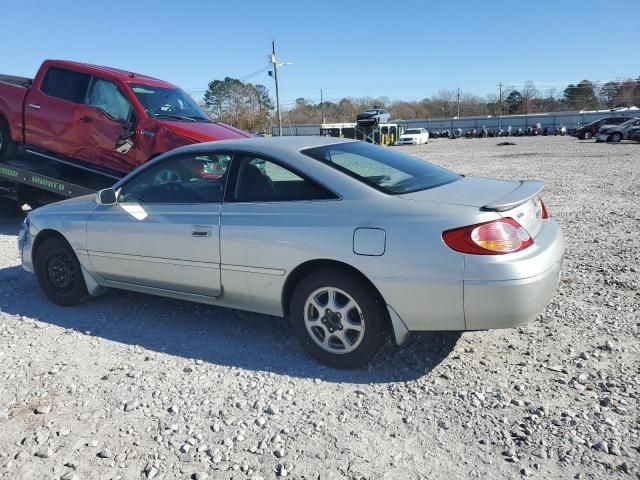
[0,60,249,174]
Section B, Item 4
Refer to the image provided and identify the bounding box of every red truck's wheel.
[0,118,17,160]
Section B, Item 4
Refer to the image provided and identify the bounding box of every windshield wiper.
[187,115,211,122]
[153,114,197,122]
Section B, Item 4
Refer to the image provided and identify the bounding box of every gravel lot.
[0,136,638,480]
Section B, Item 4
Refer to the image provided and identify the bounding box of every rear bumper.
[463,219,565,330]
[464,255,563,329]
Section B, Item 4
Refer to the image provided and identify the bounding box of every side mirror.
[96,188,117,206]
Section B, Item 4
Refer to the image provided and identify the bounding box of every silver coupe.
[18,137,565,368]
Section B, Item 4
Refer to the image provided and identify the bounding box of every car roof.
[146,136,359,163]
[112,136,367,192]
[46,59,177,89]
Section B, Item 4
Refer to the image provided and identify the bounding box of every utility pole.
[270,40,282,136]
[320,88,325,124]
[498,82,503,128]
[456,87,460,118]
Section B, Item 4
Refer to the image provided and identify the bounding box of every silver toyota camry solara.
[18,137,565,368]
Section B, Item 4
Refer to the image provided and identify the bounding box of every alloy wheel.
[304,287,365,354]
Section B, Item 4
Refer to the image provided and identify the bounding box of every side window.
[119,153,231,204]
[85,78,132,123]
[41,67,91,103]
[231,155,336,202]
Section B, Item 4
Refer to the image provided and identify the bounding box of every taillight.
[442,218,533,255]
[539,197,549,219]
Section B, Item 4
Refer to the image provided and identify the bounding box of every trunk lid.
[400,176,545,237]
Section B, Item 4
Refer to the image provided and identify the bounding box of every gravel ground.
[0,136,638,480]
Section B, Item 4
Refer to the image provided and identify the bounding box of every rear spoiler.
[483,180,544,211]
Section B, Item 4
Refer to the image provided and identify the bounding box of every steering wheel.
[160,181,202,202]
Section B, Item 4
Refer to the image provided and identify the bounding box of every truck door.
[24,66,91,158]
[77,77,143,172]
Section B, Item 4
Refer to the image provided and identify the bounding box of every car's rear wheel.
[290,269,386,368]
[34,236,89,306]
[582,131,592,140]
[0,117,17,161]
[609,132,622,143]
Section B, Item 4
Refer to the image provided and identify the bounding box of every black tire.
[290,269,387,368]
[609,132,622,143]
[34,236,89,306]
[582,131,592,140]
[0,116,17,161]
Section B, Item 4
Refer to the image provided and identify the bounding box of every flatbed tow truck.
[0,148,119,211]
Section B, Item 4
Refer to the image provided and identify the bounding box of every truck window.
[85,78,132,123]
[41,67,91,103]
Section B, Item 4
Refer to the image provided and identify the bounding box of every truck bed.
[0,74,32,89]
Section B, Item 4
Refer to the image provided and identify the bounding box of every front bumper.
[596,132,611,141]
[18,216,33,273]
[19,221,34,273]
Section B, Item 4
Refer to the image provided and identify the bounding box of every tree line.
[200,76,640,131]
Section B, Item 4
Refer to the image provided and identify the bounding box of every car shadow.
[0,220,460,383]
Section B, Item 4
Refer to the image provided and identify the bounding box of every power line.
[239,65,271,82]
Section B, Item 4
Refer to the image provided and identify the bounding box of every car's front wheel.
[609,132,622,143]
[290,269,386,368]
[34,236,89,306]
[582,131,592,140]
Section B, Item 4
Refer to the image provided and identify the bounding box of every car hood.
[157,120,251,142]
[29,194,97,222]
[399,176,521,207]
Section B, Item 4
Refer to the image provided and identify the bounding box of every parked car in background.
[572,116,632,140]
[0,60,249,175]
[629,126,640,142]
[19,137,565,368]
[596,117,640,143]
[356,108,390,127]
[397,128,429,145]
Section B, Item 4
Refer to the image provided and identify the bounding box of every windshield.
[620,118,639,127]
[302,141,460,195]
[129,83,210,122]
[405,129,421,135]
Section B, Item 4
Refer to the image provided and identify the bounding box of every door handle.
[191,225,212,237]
[28,103,41,110]
[80,116,92,123]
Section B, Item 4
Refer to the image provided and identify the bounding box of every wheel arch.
[281,259,410,345]
[283,259,387,314]
[32,229,71,262]
[31,228,104,296]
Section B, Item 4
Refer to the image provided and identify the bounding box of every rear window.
[41,67,91,103]
[302,141,460,195]
[405,129,422,134]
